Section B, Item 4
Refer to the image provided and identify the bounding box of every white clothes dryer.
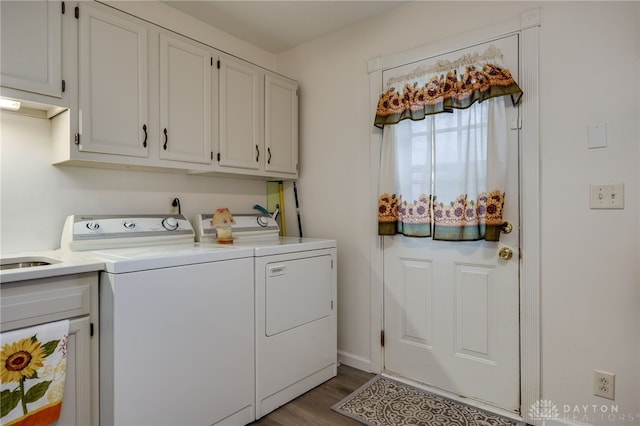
[195,214,337,419]
[60,214,256,426]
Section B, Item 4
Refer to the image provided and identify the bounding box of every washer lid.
[89,243,254,273]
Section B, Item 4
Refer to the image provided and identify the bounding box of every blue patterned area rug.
[331,375,522,426]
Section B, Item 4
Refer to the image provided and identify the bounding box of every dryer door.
[264,254,332,336]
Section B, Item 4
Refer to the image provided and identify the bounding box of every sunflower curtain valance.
[376,42,521,242]
[374,45,522,129]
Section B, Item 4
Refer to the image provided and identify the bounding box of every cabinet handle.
[267,147,271,164]
[255,144,259,162]
[163,128,168,150]
[142,124,148,148]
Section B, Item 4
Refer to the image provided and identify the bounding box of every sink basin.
[0,256,61,271]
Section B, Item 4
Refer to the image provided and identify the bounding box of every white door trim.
[367,9,541,423]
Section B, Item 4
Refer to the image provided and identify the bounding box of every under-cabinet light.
[0,98,21,111]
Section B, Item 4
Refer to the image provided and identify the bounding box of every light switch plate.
[590,183,624,209]
[588,124,607,149]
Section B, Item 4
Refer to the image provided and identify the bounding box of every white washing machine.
[60,214,256,426]
[195,214,337,419]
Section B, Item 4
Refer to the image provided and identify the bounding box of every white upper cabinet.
[0,0,64,100]
[77,4,149,157]
[46,2,297,177]
[159,34,213,164]
[218,56,299,178]
[218,55,263,171]
[265,74,298,175]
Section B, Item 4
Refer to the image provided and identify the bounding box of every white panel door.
[218,56,262,170]
[78,4,148,157]
[383,35,520,411]
[264,74,298,174]
[0,0,62,98]
[159,34,212,164]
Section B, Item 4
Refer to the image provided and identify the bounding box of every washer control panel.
[194,213,280,242]
[60,214,195,251]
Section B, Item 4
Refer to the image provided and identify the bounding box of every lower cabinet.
[0,272,99,426]
[57,317,92,426]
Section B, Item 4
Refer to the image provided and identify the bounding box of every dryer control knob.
[123,220,136,229]
[257,216,269,227]
[162,217,179,231]
[86,222,100,230]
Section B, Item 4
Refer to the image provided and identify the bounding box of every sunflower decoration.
[1,331,66,420]
[484,190,505,225]
[378,193,401,235]
[1,338,46,384]
[376,88,404,118]
[377,193,399,223]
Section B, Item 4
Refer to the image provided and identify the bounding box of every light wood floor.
[250,365,375,426]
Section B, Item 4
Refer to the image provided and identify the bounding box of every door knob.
[500,222,513,234]
[498,247,513,260]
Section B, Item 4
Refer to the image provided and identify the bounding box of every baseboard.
[338,350,371,372]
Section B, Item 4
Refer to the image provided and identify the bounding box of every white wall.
[0,111,267,253]
[276,1,639,424]
[103,1,276,70]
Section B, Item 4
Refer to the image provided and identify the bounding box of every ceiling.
[163,1,410,54]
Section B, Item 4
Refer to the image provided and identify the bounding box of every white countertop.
[0,250,105,283]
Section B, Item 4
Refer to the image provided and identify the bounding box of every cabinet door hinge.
[210,151,213,160]
[217,152,220,162]
[90,322,94,337]
[217,60,221,69]
[61,80,65,92]
[74,5,79,19]
[331,259,334,269]
[380,330,385,347]
[74,133,80,145]
[331,300,334,310]
[61,2,65,14]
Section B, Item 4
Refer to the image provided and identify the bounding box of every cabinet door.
[265,74,298,175]
[0,0,62,98]
[219,56,262,170]
[78,4,148,157]
[159,34,212,164]
[57,316,92,426]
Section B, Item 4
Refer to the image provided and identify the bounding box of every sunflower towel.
[1,320,69,426]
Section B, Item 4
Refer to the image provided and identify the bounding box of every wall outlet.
[593,370,615,400]
[169,197,180,214]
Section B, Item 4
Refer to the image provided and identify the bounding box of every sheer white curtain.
[432,97,508,241]
[378,118,433,237]
[377,95,511,241]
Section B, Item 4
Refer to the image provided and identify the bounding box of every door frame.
[367,9,541,423]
